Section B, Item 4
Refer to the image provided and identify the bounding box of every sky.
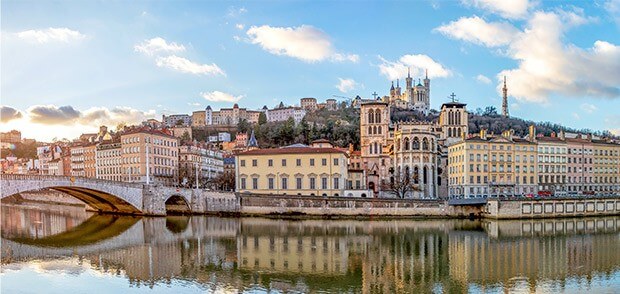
[1,0,619,142]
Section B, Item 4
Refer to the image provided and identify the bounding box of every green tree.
[180,131,191,144]
[237,119,251,134]
[258,112,267,125]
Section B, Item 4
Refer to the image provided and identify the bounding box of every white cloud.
[1,106,23,123]
[434,16,519,47]
[476,74,492,84]
[134,37,186,56]
[580,103,598,113]
[155,55,226,76]
[461,0,531,19]
[26,105,154,126]
[497,11,620,103]
[336,78,361,93]
[246,25,358,63]
[572,113,581,120]
[188,102,201,106]
[605,0,620,25]
[378,54,451,81]
[235,24,245,30]
[201,91,244,103]
[15,28,85,43]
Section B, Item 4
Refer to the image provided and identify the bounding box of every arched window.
[430,138,435,151]
[374,142,379,154]
[457,128,462,137]
[448,128,452,137]
[457,112,461,124]
[373,126,377,134]
[368,109,374,124]
[413,166,419,184]
[413,137,420,150]
[405,165,410,176]
[368,126,372,135]
[423,166,428,184]
[449,112,453,125]
[404,137,410,150]
[377,126,382,134]
[396,138,401,151]
[375,109,381,123]
[422,138,429,150]
[369,145,373,154]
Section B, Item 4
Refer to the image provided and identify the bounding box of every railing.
[0,174,144,188]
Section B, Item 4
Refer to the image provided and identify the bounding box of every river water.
[1,204,619,293]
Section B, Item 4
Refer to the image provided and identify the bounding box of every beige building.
[300,97,318,111]
[121,129,179,185]
[96,141,122,181]
[236,144,348,196]
[448,129,538,198]
[438,101,468,145]
[191,110,206,127]
[592,139,620,195]
[537,134,567,194]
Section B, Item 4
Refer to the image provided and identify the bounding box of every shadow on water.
[2,214,140,248]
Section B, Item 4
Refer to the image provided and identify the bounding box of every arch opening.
[165,195,191,215]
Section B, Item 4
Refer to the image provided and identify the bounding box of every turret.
[406,67,413,90]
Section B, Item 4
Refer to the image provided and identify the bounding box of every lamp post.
[145,137,150,185]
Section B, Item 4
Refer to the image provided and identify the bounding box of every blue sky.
[1,0,619,141]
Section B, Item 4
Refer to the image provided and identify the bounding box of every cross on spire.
[372,91,378,99]
[448,92,457,102]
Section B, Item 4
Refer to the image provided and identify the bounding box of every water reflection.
[1,205,619,293]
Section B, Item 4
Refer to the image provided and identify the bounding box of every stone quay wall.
[484,197,620,219]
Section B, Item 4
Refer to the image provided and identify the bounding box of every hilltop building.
[384,68,431,114]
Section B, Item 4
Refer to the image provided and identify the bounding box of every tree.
[209,172,235,191]
[381,170,419,199]
[258,112,267,125]
[180,131,191,144]
[176,119,184,126]
[237,119,251,134]
[483,106,498,116]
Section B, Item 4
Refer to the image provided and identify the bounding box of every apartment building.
[121,129,179,185]
[236,144,348,196]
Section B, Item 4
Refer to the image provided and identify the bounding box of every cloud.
[15,27,85,43]
[28,105,81,124]
[580,103,597,113]
[434,16,519,47]
[134,37,186,56]
[246,25,358,63]
[155,55,226,76]
[497,11,620,103]
[1,106,23,123]
[476,74,492,84]
[201,91,244,102]
[188,102,201,106]
[607,0,620,25]
[378,54,451,80]
[26,105,155,126]
[336,78,361,93]
[461,0,531,19]
[235,24,245,30]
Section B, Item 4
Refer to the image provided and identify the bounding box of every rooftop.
[238,145,347,156]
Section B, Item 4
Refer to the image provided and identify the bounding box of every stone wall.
[485,197,620,219]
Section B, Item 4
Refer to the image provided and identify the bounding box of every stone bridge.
[0,174,239,215]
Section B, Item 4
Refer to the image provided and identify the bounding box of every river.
[1,204,619,293]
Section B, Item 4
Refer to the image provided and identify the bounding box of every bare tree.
[382,170,419,199]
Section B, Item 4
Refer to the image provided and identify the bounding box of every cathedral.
[384,68,431,114]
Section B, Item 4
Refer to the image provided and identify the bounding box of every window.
[282,159,287,166]
[322,158,327,166]
[296,159,301,166]
[240,160,246,167]
[268,159,273,167]
[252,178,258,189]
[322,177,328,189]
[333,158,339,165]
[310,177,316,189]
[241,178,246,189]
[282,178,288,190]
[334,178,339,189]
[296,178,302,189]
[268,178,274,189]
[252,159,257,167]
[310,159,315,166]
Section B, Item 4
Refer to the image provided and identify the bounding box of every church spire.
[502,76,509,117]
[407,67,411,78]
[396,79,399,88]
[425,69,428,79]
[390,81,394,90]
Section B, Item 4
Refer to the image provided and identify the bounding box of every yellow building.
[236,144,348,196]
[592,139,620,195]
[448,129,538,198]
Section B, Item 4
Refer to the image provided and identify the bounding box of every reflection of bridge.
[0,174,238,215]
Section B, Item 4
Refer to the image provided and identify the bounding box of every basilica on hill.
[382,68,431,115]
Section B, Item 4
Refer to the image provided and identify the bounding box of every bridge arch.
[164,195,191,215]
[1,175,144,214]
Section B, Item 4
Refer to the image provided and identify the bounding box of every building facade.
[360,102,392,195]
[96,141,122,181]
[236,145,348,196]
[120,129,179,185]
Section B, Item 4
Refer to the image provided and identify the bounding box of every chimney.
[480,129,487,140]
[551,132,556,138]
[528,125,536,142]
[559,130,565,140]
